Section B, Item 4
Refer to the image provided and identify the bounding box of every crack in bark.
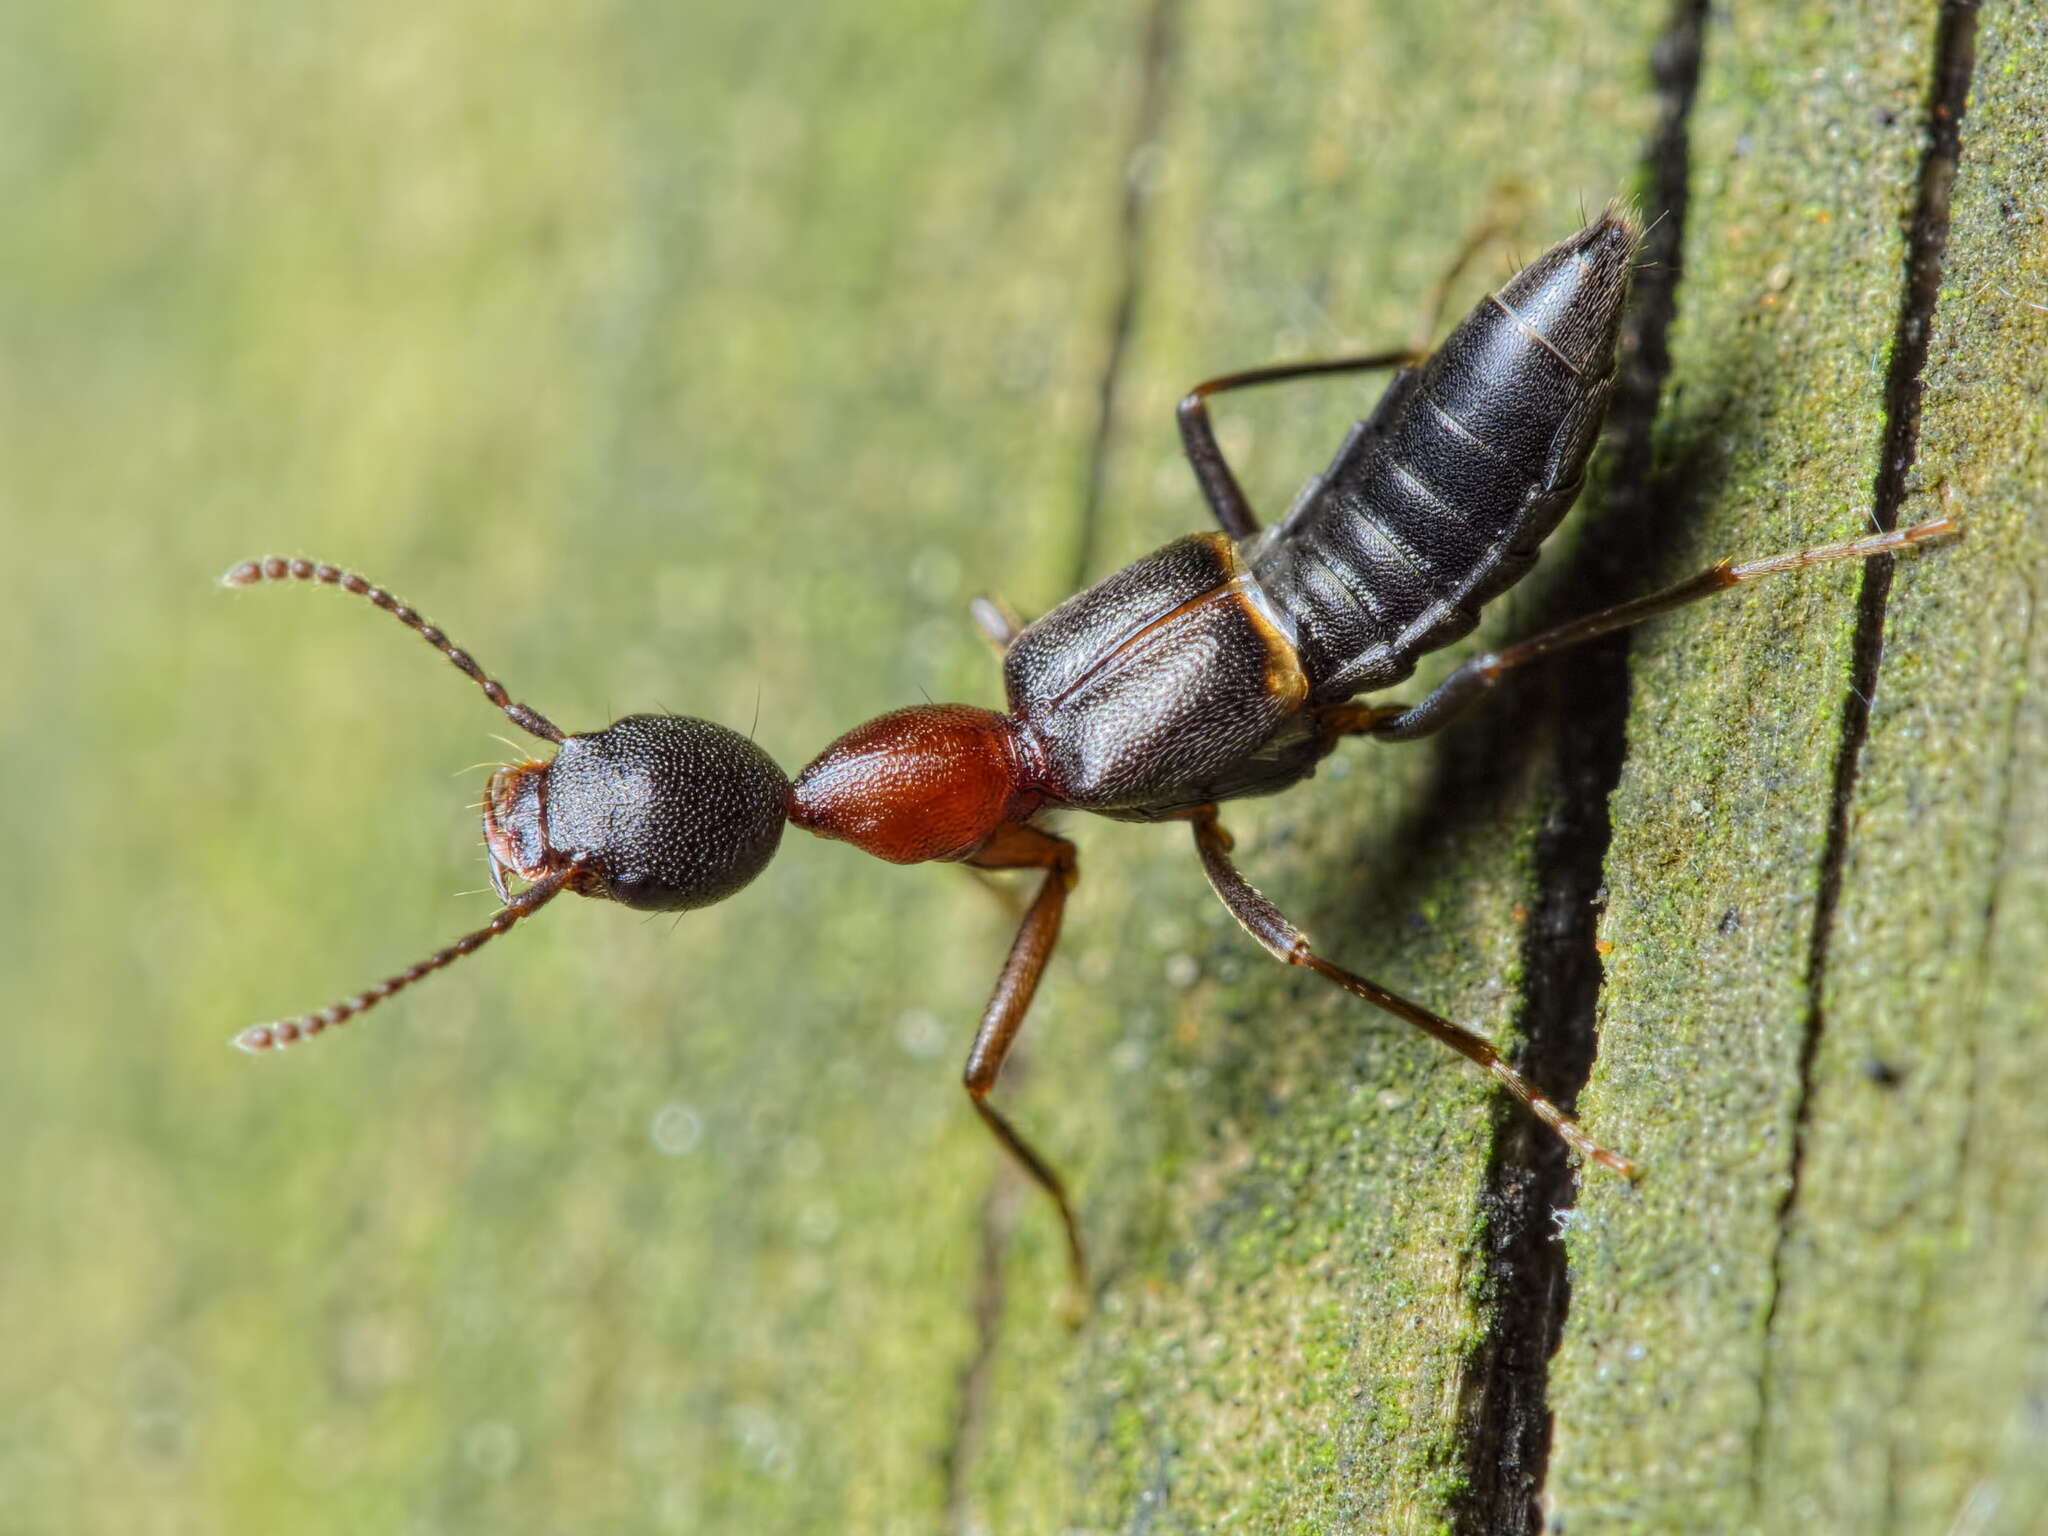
[1749,0,1980,1513]
[1450,5,1706,1532]
[1068,0,1181,594]
[941,1174,1020,1532]
[942,4,1181,1515]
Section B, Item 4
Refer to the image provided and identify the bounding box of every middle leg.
[1184,806,1639,1178]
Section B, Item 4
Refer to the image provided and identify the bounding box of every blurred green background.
[2,3,1137,1529]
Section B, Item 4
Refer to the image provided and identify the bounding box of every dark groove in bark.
[1068,0,1180,593]
[940,1174,1020,1532]
[943,4,1180,1514]
[1749,0,1978,1512]
[1451,5,1706,1532]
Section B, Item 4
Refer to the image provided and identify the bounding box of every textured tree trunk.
[959,2,2048,1533]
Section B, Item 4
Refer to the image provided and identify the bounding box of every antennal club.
[232,862,584,1052]
[223,556,563,744]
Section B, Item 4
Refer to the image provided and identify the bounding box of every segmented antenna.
[232,863,581,1052]
[223,556,564,743]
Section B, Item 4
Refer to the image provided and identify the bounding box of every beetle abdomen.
[1252,211,1637,704]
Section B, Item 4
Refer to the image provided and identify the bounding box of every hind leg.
[1176,189,1533,538]
[1176,350,1420,539]
[1183,805,1638,1177]
[1369,517,1959,743]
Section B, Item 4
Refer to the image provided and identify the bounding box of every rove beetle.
[227,205,1954,1288]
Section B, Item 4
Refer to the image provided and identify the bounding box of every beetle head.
[486,713,787,912]
[222,558,789,1050]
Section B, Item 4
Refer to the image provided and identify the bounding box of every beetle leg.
[960,823,1086,1293]
[1371,516,1958,743]
[969,594,1024,655]
[1409,179,1533,352]
[1184,806,1640,1179]
[1307,701,1412,752]
[1177,349,1422,539]
[1174,194,1528,541]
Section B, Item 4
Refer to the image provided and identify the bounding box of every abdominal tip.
[1599,195,1644,241]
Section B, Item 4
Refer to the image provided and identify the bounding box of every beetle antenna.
[223,556,565,744]
[231,862,583,1053]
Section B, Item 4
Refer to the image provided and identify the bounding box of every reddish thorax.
[789,704,1041,864]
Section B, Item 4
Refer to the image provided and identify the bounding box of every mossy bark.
[5,2,2043,1534]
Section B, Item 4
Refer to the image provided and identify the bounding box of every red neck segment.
[788,704,1043,864]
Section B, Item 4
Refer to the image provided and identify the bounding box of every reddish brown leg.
[1307,701,1411,753]
[961,824,1086,1291]
[1184,807,1640,1179]
[1373,517,1958,742]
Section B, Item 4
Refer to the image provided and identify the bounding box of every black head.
[221,558,790,1051]
[486,714,788,912]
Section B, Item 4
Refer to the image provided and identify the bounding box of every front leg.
[969,594,1024,655]
[960,822,1086,1291]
